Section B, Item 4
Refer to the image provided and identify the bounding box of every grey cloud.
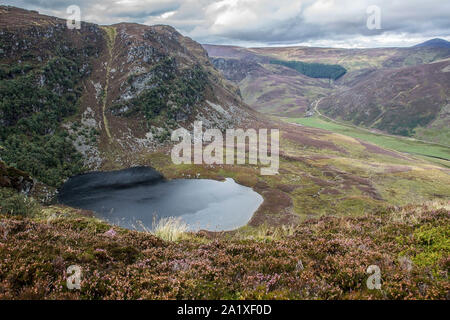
[2,0,450,47]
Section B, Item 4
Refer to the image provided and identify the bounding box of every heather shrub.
[0,188,38,216]
[412,224,450,270]
[0,202,448,299]
[236,223,296,242]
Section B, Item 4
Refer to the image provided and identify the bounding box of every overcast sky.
[3,0,450,48]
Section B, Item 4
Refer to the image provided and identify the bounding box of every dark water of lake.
[58,167,263,231]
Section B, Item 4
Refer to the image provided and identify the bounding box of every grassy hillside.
[133,118,450,226]
[237,64,329,116]
[287,117,450,165]
[210,57,331,116]
[317,60,450,143]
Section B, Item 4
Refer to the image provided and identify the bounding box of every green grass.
[286,116,450,165]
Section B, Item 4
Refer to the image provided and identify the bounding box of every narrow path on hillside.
[312,98,450,148]
[100,26,116,143]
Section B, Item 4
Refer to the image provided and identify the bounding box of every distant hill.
[205,43,450,144]
[317,60,450,142]
[414,38,450,48]
[208,51,330,116]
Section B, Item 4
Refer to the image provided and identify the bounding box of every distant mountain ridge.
[414,38,450,48]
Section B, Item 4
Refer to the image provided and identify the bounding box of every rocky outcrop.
[211,57,266,82]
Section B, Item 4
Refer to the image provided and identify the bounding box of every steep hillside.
[205,46,331,116]
[0,7,252,186]
[0,6,105,186]
[205,44,450,144]
[317,60,450,142]
[211,57,330,116]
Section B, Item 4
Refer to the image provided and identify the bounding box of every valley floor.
[285,116,450,167]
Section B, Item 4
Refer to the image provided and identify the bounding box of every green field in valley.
[286,116,450,166]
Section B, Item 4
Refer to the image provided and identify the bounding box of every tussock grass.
[390,200,450,224]
[152,217,188,242]
[236,223,296,242]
